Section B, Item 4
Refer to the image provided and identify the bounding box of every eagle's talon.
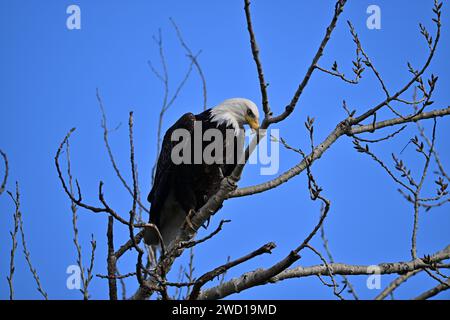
[218,167,224,179]
[184,209,196,231]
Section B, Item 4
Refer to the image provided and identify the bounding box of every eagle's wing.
[147,112,196,226]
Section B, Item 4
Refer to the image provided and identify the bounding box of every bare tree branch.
[232,106,450,198]
[375,270,421,300]
[189,242,276,300]
[198,243,450,300]
[107,216,118,300]
[55,128,152,228]
[414,278,450,300]
[197,189,331,300]
[114,230,145,259]
[273,246,450,281]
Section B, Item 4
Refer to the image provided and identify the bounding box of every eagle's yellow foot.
[184,209,196,231]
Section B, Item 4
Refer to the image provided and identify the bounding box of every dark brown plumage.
[145,99,259,247]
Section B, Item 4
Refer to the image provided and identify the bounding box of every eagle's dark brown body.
[144,109,241,246]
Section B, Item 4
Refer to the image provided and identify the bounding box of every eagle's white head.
[210,98,260,135]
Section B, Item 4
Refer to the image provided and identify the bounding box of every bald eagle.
[144,98,260,247]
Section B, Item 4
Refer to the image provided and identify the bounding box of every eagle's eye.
[247,109,254,117]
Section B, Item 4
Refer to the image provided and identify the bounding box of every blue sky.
[0,0,449,300]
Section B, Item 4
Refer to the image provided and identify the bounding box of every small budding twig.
[7,185,19,300]
[9,183,48,300]
[315,40,365,85]
[306,244,346,300]
[66,140,96,300]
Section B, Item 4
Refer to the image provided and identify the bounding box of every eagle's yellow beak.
[245,116,260,132]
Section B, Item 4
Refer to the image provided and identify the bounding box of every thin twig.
[96,89,150,214]
[12,183,48,299]
[6,184,19,300]
[66,140,91,300]
[170,18,208,111]
[411,119,437,259]
[320,223,359,299]
[128,112,146,287]
[0,149,8,196]
[306,244,345,300]
[375,270,421,300]
[177,219,231,250]
[269,0,347,124]
[244,0,271,117]
[353,125,407,143]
